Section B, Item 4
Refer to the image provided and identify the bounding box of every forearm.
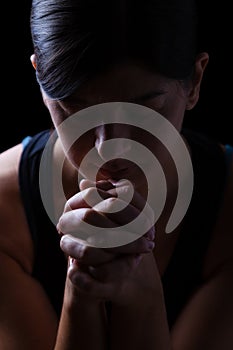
[54,278,108,350]
[109,289,171,350]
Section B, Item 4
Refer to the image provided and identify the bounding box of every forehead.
[63,62,176,104]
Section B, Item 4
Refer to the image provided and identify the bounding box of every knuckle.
[105,197,121,211]
[118,185,132,199]
[82,208,95,223]
[76,244,90,261]
[83,187,101,207]
[85,187,96,199]
[57,215,67,233]
[80,187,97,205]
[106,197,118,205]
[64,193,80,211]
[64,200,72,213]
[69,271,92,292]
[136,236,154,252]
[79,278,92,292]
[137,237,153,252]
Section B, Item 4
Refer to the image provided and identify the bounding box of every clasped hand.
[57,179,156,304]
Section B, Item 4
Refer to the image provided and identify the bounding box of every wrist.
[64,275,102,311]
[113,270,164,308]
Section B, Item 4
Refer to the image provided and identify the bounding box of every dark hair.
[30,0,198,100]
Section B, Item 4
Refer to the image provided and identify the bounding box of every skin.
[0,52,233,349]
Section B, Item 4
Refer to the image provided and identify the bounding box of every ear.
[186,52,209,110]
[30,54,50,109]
[30,54,37,70]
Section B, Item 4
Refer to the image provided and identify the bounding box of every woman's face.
[43,62,191,185]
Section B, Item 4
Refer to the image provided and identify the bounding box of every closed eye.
[60,91,167,110]
[130,91,167,104]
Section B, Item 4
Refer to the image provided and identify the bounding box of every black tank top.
[18,128,231,329]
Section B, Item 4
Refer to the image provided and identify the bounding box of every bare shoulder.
[0,145,58,349]
[0,144,34,274]
[202,145,233,280]
[171,147,233,349]
[0,144,23,190]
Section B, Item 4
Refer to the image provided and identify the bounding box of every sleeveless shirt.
[18,128,232,328]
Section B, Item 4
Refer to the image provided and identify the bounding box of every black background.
[0,1,232,153]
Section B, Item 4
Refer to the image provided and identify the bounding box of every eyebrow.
[62,90,166,105]
[129,90,166,103]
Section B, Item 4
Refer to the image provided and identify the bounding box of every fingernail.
[61,234,75,245]
[148,241,155,250]
[145,227,155,241]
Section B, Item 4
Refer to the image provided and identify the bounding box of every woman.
[0,0,232,349]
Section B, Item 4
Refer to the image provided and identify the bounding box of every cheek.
[65,130,96,169]
[161,96,187,131]
[48,105,95,168]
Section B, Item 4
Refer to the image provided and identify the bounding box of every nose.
[95,124,132,161]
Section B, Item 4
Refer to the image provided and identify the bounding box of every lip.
[98,159,132,172]
[98,166,134,179]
